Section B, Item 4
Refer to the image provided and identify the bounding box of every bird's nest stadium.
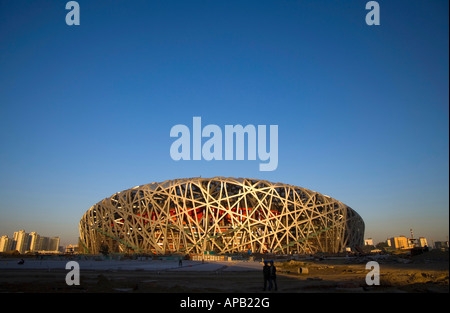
[79,177,364,255]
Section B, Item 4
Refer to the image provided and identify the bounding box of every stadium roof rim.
[130,176,311,192]
[111,176,351,209]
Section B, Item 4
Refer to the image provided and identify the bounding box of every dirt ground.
[0,250,448,293]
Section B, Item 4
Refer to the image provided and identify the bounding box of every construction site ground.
[0,249,448,293]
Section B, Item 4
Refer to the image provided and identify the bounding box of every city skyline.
[1,177,447,248]
[0,226,447,251]
[0,229,61,253]
[0,1,448,249]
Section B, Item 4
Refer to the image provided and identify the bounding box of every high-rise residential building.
[13,230,30,254]
[0,235,14,252]
[435,241,449,250]
[0,236,7,252]
[1,230,63,254]
[13,232,19,241]
[48,237,60,251]
[29,232,40,252]
[38,236,49,251]
[418,237,428,248]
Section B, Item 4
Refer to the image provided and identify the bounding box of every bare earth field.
[0,250,448,293]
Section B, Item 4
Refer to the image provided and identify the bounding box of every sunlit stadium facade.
[79,177,364,255]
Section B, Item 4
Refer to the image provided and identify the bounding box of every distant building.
[65,244,79,254]
[29,232,40,252]
[13,230,30,254]
[434,241,449,250]
[388,236,410,249]
[418,237,428,248]
[48,237,60,251]
[0,230,62,254]
[0,235,14,252]
[38,236,50,251]
[386,235,429,250]
[34,235,60,252]
[35,236,60,253]
[364,238,374,246]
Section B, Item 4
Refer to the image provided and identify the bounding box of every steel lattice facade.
[79,177,364,254]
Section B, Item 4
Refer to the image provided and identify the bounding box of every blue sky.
[0,0,448,246]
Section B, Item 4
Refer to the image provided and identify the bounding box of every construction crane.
[409,228,417,248]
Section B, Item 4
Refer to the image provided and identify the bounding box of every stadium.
[79,177,364,255]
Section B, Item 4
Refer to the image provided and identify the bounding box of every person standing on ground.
[263,261,272,291]
[269,260,278,291]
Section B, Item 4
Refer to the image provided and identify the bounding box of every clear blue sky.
[0,0,448,246]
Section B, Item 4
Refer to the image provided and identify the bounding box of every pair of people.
[263,260,277,291]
